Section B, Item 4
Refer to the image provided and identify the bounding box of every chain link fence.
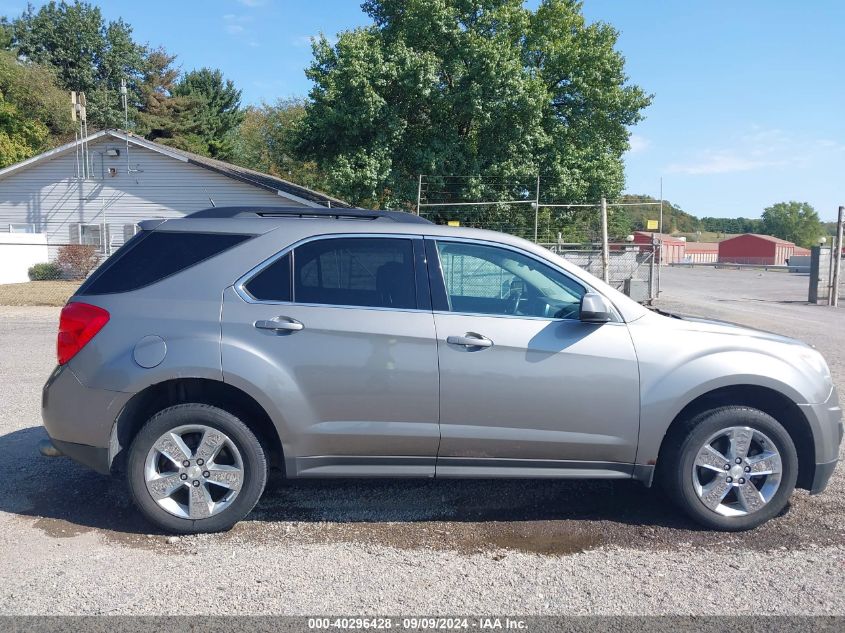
[416,176,659,302]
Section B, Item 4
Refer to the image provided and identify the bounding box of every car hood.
[648,308,809,348]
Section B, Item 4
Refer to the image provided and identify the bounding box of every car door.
[427,237,640,477]
[221,234,440,477]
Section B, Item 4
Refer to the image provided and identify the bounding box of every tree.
[295,0,651,214]
[0,17,12,50]
[174,68,243,158]
[134,48,203,148]
[619,194,699,234]
[761,201,824,248]
[229,98,327,191]
[0,50,74,167]
[9,1,145,128]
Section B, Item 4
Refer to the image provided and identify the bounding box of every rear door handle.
[446,333,493,348]
[254,317,304,332]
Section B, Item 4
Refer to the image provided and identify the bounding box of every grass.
[674,231,741,243]
[0,280,80,306]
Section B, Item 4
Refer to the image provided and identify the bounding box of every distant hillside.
[618,194,700,233]
[620,195,768,238]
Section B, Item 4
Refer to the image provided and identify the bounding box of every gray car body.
[42,216,843,493]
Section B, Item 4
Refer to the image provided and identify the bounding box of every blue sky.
[2,0,843,221]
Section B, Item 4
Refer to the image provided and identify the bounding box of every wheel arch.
[655,385,816,490]
[109,378,284,474]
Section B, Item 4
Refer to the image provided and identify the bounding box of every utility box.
[624,278,649,303]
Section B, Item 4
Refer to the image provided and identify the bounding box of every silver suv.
[40,207,842,533]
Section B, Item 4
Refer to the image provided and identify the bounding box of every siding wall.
[0,136,304,260]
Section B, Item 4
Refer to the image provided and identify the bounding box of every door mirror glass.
[580,292,612,323]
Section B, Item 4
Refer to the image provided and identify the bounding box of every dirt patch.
[0,281,79,306]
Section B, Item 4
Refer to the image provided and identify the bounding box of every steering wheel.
[505,287,523,315]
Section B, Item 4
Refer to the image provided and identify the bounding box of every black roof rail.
[185,206,433,224]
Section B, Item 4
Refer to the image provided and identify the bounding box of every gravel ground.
[0,268,843,615]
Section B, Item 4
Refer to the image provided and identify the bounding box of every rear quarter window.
[77,231,252,295]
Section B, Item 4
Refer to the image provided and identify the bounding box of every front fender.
[634,344,828,466]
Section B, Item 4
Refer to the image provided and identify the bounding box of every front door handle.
[254,317,304,332]
[446,333,493,348]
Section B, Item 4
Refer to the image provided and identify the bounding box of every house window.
[9,223,37,233]
[69,223,104,251]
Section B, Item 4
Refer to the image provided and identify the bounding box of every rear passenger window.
[293,237,416,309]
[244,253,291,302]
[77,231,252,295]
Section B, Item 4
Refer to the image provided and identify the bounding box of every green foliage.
[9,1,145,128]
[28,262,62,281]
[134,48,202,146]
[173,68,243,158]
[0,17,11,50]
[229,98,327,190]
[296,0,651,212]
[698,216,762,235]
[618,194,699,233]
[761,201,824,248]
[0,50,73,167]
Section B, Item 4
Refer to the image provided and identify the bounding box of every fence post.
[832,205,844,307]
[649,237,657,301]
[533,174,540,243]
[809,246,820,304]
[600,196,609,283]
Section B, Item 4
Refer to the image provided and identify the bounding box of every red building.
[633,231,686,264]
[717,234,795,265]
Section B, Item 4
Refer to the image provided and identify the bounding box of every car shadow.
[0,425,699,537]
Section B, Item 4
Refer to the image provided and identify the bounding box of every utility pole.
[659,177,664,234]
[832,205,844,307]
[600,196,609,284]
[533,174,540,243]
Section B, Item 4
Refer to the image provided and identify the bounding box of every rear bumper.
[41,364,131,474]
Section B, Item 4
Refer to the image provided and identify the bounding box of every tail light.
[57,302,110,365]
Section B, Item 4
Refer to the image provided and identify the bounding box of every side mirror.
[580,292,612,323]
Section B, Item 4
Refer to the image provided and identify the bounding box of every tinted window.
[244,253,291,302]
[435,241,585,319]
[294,237,416,309]
[78,231,251,295]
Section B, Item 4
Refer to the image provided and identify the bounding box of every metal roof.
[0,129,352,209]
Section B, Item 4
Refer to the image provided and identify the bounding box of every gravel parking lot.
[0,266,843,615]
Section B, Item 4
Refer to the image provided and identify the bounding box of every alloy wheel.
[144,424,244,519]
[691,425,783,517]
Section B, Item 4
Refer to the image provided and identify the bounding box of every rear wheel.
[663,406,798,531]
[127,404,267,533]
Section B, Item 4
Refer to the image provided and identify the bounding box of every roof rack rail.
[185,206,432,224]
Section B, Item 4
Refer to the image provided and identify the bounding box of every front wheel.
[663,406,798,531]
[127,403,267,533]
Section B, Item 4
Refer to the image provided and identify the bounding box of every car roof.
[138,207,649,323]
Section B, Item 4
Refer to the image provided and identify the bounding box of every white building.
[0,129,348,260]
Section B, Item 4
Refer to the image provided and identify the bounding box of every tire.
[662,406,798,531]
[127,403,267,533]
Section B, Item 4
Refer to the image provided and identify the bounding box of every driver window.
[435,241,585,319]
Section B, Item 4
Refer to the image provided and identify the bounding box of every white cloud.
[236,0,265,7]
[665,127,842,176]
[223,13,257,42]
[627,134,650,154]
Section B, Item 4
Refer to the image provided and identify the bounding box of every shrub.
[56,244,100,279]
[28,262,62,281]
